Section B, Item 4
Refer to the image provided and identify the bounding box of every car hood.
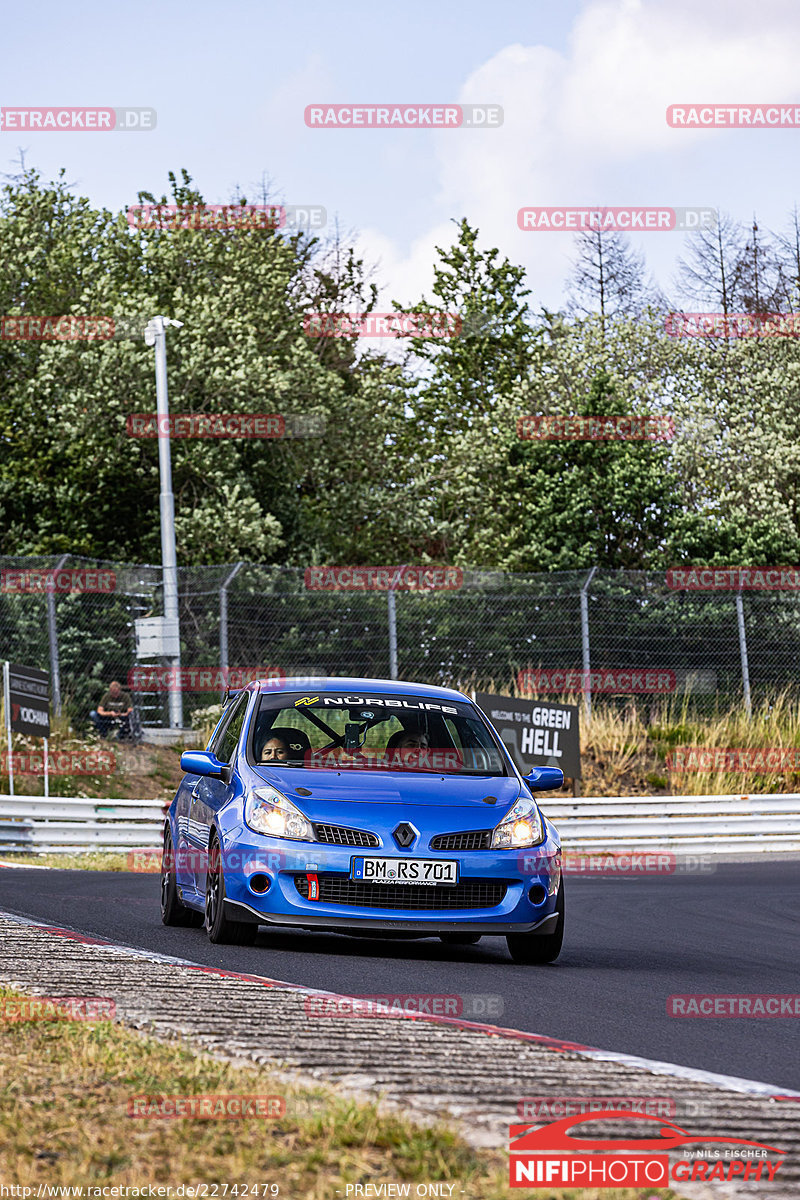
[250,764,524,827]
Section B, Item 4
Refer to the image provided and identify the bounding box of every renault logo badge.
[392,822,417,849]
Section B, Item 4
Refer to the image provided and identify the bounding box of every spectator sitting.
[90,680,134,741]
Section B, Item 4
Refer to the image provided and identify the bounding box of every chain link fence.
[0,556,795,728]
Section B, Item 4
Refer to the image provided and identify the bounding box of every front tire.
[506,878,564,964]
[161,827,203,927]
[205,834,258,945]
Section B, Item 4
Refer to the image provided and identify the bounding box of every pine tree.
[735,216,786,313]
[675,211,745,314]
[567,227,659,331]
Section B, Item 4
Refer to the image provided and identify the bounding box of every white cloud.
[355,221,457,310]
[370,0,800,311]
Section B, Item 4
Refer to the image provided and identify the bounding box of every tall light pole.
[144,316,184,729]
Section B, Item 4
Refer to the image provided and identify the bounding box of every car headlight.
[491,796,544,849]
[244,785,314,841]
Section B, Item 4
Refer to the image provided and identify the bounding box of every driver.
[260,736,289,763]
[385,728,430,766]
[387,729,430,753]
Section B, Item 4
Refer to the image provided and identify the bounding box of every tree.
[567,227,659,330]
[675,211,745,315]
[666,328,800,563]
[471,314,688,570]
[0,168,408,565]
[774,206,800,310]
[735,216,786,313]
[389,218,544,561]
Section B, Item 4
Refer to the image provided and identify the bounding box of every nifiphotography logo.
[509,1110,784,1187]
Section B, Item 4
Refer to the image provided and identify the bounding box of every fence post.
[580,567,597,724]
[219,562,244,677]
[3,660,14,797]
[387,565,406,681]
[736,592,752,718]
[47,554,69,717]
[388,590,398,680]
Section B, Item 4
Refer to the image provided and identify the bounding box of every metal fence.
[0,555,796,727]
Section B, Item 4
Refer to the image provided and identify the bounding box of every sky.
[3,0,800,312]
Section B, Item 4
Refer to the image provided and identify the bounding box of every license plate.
[351,856,458,885]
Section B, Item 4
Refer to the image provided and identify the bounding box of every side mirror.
[523,766,564,791]
[180,749,231,783]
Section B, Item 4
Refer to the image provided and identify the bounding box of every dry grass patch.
[477,681,800,794]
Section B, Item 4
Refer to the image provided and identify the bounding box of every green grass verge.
[0,851,133,870]
[0,986,687,1199]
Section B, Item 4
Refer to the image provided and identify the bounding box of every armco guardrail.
[542,793,800,854]
[2,793,799,856]
[0,796,165,853]
[0,818,34,852]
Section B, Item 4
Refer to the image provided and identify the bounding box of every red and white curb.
[3,909,799,1104]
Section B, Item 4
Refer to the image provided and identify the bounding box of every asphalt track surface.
[1,860,798,1092]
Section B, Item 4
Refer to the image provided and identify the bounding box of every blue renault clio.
[161,677,565,963]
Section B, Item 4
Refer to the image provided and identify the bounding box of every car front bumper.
[215,822,562,935]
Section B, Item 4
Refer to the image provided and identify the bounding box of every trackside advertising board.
[475,692,580,779]
[6,662,50,737]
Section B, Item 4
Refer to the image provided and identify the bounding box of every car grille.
[314,823,380,848]
[294,875,507,910]
[430,830,492,851]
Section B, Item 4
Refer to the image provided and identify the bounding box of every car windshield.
[248,690,508,776]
